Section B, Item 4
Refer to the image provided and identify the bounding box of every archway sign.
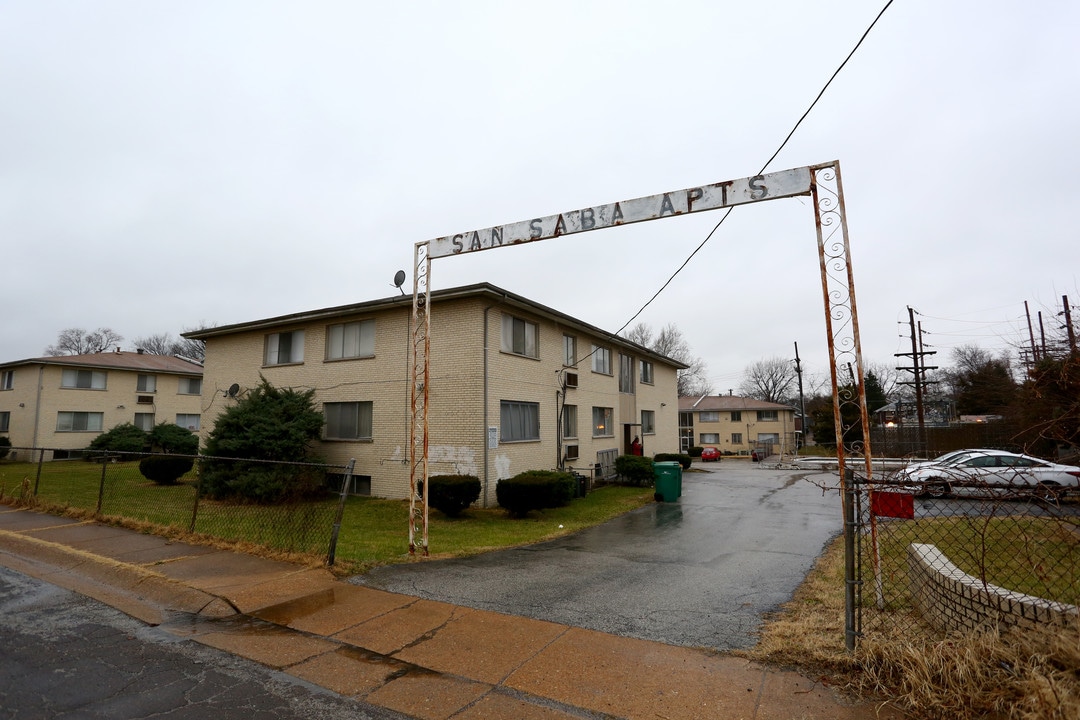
[408,160,872,555]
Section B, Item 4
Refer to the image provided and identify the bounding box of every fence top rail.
[0,447,351,472]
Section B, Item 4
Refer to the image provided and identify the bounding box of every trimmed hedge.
[138,455,195,485]
[427,474,481,517]
[496,470,575,518]
[688,446,704,458]
[614,454,655,486]
[654,452,692,470]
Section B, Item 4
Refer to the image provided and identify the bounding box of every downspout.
[31,366,44,448]
[483,306,490,507]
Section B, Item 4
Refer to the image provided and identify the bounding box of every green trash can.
[653,461,681,502]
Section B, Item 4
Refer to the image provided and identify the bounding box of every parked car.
[894,450,1080,499]
[700,447,721,462]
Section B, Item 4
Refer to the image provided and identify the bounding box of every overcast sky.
[2,1,1077,392]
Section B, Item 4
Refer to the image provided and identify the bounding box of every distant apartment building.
[0,349,204,459]
[678,394,797,456]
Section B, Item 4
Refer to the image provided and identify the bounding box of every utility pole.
[896,306,938,456]
[1025,301,1039,367]
[794,341,806,450]
[1064,295,1077,355]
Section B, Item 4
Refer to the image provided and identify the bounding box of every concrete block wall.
[906,543,1078,633]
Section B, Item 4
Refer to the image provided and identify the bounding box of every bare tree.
[134,333,175,355]
[623,322,712,397]
[739,356,797,404]
[133,326,210,363]
[865,361,902,400]
[44,328,124,356]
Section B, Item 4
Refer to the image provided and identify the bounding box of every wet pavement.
[354,464,845,650]
[0,465,903,719]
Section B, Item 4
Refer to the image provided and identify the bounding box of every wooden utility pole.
[1064,295,1077,355]
[896,306,937,455]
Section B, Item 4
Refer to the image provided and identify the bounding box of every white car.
[895,450,1080,499]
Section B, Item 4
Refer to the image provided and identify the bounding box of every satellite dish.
[393,270,406,294]
[227,383,240,398]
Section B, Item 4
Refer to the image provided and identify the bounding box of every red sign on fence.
[871,491,915,519]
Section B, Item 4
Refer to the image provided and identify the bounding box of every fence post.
[326,459,355,566]
[33,448,46,495]
[843,467,858,652]
[95,453,109,516]
[188,455,203,533]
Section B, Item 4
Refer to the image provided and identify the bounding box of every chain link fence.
[852,464,1080,641]
[0,447,352,561]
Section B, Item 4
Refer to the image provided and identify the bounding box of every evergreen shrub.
[496,470,575,518]
[427,474,481,517]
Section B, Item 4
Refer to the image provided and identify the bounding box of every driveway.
[351,464,845,651]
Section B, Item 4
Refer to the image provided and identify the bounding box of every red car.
[700,447,721,462]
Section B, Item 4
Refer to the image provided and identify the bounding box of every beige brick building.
[186,283,685,505]
[679,394,797,457]
[0,350,204,459]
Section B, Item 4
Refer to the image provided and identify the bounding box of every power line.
[616,1,895,336]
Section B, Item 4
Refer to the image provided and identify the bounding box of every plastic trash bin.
[653,461,681,502]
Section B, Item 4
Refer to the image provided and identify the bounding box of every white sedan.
[895,451,1080,499]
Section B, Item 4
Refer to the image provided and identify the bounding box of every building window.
[730,411,741,422]
[324,401,373,440]
[591,345,611,374]
[178,377,202,395]
[501,315,538,358]
[699,411,719,423]
[757,410,779,422]
[618,354,635,394]
[0,371,12,390]
[699,433,720,444]
[562,404,578,439]
[265,330,305,365]
[327,320,375,360]
[134,413,155,431]
[61,369,107,390]
[500,401,540,442]
[641,410,655,435]
[0,411,9,432]
[639,361,654,384]
[563,335,577,366]
[176,414,201,431]
[592,407,613,437]
[731,432,743,445]
[136,374,156,392]
[56,412,104,432]
[758,432,780,443]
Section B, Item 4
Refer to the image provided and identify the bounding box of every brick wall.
[906,543,1078,633]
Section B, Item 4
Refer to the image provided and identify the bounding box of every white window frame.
[137,374,157,393]
[500,400,540,442]
[757,410,779,422]
[562,404,578,439]
[618,354,635,394]
[134,413,155,431]
[0,370,12,390]
[501,315,539,359]
[591,345,612,375]
[326,320,375,361]
[563,334,577,366]
[641,409,655,435]
[60,369,107,390]
[639,360,654,385]
[324,401,373,440]
[178,377,202,395]
[592,406,614,437]
[699,433,720,444]
[758,432,780,443]
[699,411,720,423]
[264,330,305,366]
[176,414,201,431]
[56,411,104,432]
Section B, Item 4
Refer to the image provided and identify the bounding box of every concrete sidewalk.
[0,506,900,719]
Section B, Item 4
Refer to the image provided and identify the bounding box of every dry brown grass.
[744,534,1080,719]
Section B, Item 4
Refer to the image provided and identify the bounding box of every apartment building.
[678,394,797,456]
[185,283,685,505]
[0,349,204,458]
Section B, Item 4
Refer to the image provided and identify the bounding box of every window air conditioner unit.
[565,372,578,389]
[137,395,154,405]
[565,445,579,460]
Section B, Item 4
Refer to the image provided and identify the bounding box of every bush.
[496,470,575,518]
[138,455,195,485]
[148,423,199,454]
[688,446,703,458]
[654,452,692,470]
[201,462,328,504]
[0,436,10,460]
[614,454,655,486]
[87,423,148,455]
[427,474,481,517]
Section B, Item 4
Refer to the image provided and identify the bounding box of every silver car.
[895,450,1080,499]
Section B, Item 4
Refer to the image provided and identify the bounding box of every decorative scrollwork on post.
[812,161,874,487]
[408,242,432,555]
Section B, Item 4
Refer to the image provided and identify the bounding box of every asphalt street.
[0,566,406,720]
[352,464,846,651]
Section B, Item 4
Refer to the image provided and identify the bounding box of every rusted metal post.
[408,243,431,556]
[327,458,355,566]
[843,468,858,651]
[95,453,109,516]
